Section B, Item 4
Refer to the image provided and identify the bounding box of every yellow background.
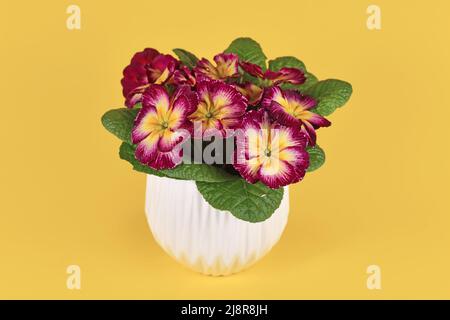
[1,0,449,299]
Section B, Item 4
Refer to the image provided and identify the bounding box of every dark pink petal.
[132,105,159,144]
[261,86,284,108]
[259,161,300,189]
[150,54,178,74]
[239,61,264,78]
[172,65,196,86]
[213,53,239,77]
[302,111,331,128]
[172,85,198,115]
[263,87,300,125]
[148,149,182,170]
[264,67,306,85]
[142,84,170,110]
[121,48,161,108]
[130,48,160,66]
[194,58,218,81]
[146,54,178,83]
[301,120,317,146]
[211,83,246,115]
[233,162,260,184]
[268,101,301,126]
[280,146,309,169]
[157,130,185,152]
[135,133,159,164]
[295,94,316,110]
[123,84,150,108]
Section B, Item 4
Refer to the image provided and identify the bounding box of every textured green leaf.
[119,143,237,182]
[224,37,267,70]
[101,107,140,144]
[268,56,306,71]
[303,79,353,116]
[306,145,326,172]
[196,179,284,222]
[172,48,199,69]
[298,72,319,91]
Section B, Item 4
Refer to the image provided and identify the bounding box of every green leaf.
[303,79,353,116]
[165,164,238,182]
[196,179,284,222]
[268,56,306,71]
[172,48,199,69]
[101,107,140,144]
[119,143,238,182]
[224,37,267,70]
[306,145,326,172]
[298,72,319,91]
[119,143,167,178]
[268,56,318,91]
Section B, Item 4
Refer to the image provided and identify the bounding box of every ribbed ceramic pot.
[144,174,289,276]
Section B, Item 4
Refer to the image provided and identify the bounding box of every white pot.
[144,174,290,276]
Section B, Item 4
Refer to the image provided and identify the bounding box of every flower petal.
[194,58,219,81]
[213,53,239,78]
[301,120,317,146]
[233,157,261,184]
[263,87,300,125]
[158,129,185,152]
[259,158,300,189]
[147,54,178,83]
[239,61,264,78]
[301,110,332,128]
[135,131,159,164]
[285,93,316,110]
[132,105,160,144]
[148,149,182,170]
[211,83,247,119]
[268,101,301,126]
[172,65,196,86]
[142,84,170,117]
[236,83,263,106]
[264,67,305,85]
[261,86,284,108]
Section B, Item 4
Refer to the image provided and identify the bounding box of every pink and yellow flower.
[194,53,239,81]
[262,86,331,146]
[189,81,247,135]
[121,48,178,108]
[132,85,197,169]
[240,61,305,85]
[234,110,309,189]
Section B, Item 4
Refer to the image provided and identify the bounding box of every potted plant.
[102,37,352,276]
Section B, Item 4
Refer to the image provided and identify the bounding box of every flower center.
[205,112,213,119]
[161,121,169,129]
[264,148,272,157]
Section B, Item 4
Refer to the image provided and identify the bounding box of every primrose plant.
[102,37,352,222]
